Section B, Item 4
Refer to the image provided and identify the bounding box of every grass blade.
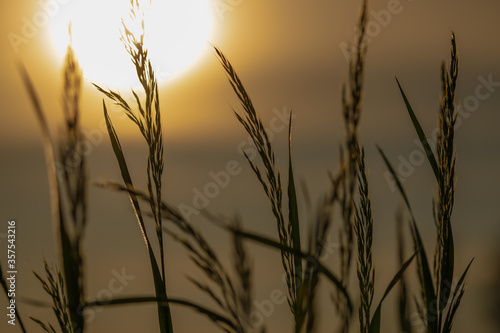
[395,78,439,181]
[103,103,173,333]
[368,250,418,333]
[287,113,303,317]
[376,145,412,212]
[19,63,84,331]
[377,145,437,333]
[396,212,411,333]
[442,259,474,333]
[83,296,234,329]
[214,45,300,318]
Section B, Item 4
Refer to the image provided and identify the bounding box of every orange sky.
[1,0,500,332]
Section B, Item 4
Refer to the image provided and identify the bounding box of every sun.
[49,0,214,88]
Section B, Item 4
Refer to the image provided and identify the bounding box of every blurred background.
[1,0,499,332]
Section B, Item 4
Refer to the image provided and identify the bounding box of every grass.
[0,0,473,332]
[16,34,87,332]
[354,147,374,333]
[93,2,173,331]
[384,32,474,333]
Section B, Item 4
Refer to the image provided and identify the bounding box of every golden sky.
[1,0,500,332]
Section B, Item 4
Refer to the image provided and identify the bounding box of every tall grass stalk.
[334,1,368,331]
[18,33,87,332]
[214,46,304,326]
[381,33,473,333]
[94,1,173,331]
[433,33,458,331]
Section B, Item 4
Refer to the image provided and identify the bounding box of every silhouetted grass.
[381,32,473,333]
[0,0,473,332]
[94,1,173,331]
[15,35,87,332]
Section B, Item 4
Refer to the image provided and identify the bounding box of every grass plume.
[214,46,303,325]
[18,32,87,332]
[384,32,473,333]
[94,1,173,331]
[354,148,374,333]
[333,1,369,331]
[30,261,73,333]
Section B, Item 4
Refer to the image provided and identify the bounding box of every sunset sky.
[1,0,500,332]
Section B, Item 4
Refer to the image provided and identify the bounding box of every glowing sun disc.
[49,0,214,88]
